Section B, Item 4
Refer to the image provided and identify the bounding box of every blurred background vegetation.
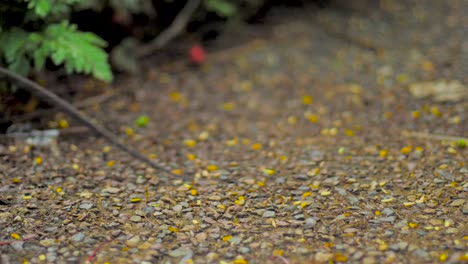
[0,0,317,81]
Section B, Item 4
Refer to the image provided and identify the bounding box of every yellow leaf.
[400,146,412,154]
[440,253,448,262]
[233,258,248,264]
[184,139,197,147]
[172,169,183,175]
[35,157,43,165]
[207,165,218,171]
[252,143,262,150]
[379,149,388,158]
[58,119,69,129]
[11,233,21,240]
[308,115,318,123]
[272,249,284,256]
[187,153,196,160]
[168,226,179,232]
[334,253,348,262]
[222,102,234,111]
[303,95,313,105]
[130,198,142,203]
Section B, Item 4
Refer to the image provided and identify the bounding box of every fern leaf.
[26,0,51,17]
[40,22,112,82]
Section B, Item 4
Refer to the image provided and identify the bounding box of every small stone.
[445,228,458,234]
[207,196,222,201]
[262,211,276,218]
[195,232,207,242]
[294,214,305,220]
[275,177,286,184]
[344,228,359,233]
[130,215,142,222]
[294,174,308,180]
[412,249,429,259]
[138,242,152,250]
[230,236,242,244]
[394,219,408,228]
[11,241,24,251]
[39,239,56,247]
[450,199,465,207]
[206,252,218,261]
[173,205,183,214]
[382,208,394,216]
[389,243,400,251]
[102,187,120,194]
[126,236,141,247]
[362,256,376,264]
[71,232,85,242]
[239,247,250,254]
[383,230,394,237]
[79,203,93,210]
[169,247,193,258]
[134,210,146,216]
[143,206,155,214]
[349,196,359,205]
[352,251,364,260]
[398,242,408,250]
[304,218,318,229]
[315,252,333,262]
[378,216,395,223]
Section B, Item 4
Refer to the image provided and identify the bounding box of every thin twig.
[137,0,201,58]
[0,66,192,181]
[87,239,112,263]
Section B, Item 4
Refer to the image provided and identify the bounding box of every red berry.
[190,45,205,65]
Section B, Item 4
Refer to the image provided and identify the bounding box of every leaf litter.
[1,1,467,263]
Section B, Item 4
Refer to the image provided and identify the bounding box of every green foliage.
[0,0,268,82]
[204,0,238,17]
[0,0,112,82]
[135,115,149,127]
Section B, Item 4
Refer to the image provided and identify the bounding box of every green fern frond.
[25,0,51,17]
[39,21,112,81]
[0,22,112,82]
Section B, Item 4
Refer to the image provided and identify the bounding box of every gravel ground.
[1,0,467,263]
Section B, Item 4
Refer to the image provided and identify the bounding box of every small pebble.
[11,241,24,251]
[71,232,85,242]
[239,247,250,254]
[101,187,120,194]
[382,208,394,216]
[262,210,276,218]
[230,236,242,244]
[126,236,141,247]
[169,247,193,258]
[173,205,183,214]
[412,249,429,259]
[79,203,93,210]
[130,215,142,222]
[294,214,305,220]
[304,217,318,229]
[450,199,465,207]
